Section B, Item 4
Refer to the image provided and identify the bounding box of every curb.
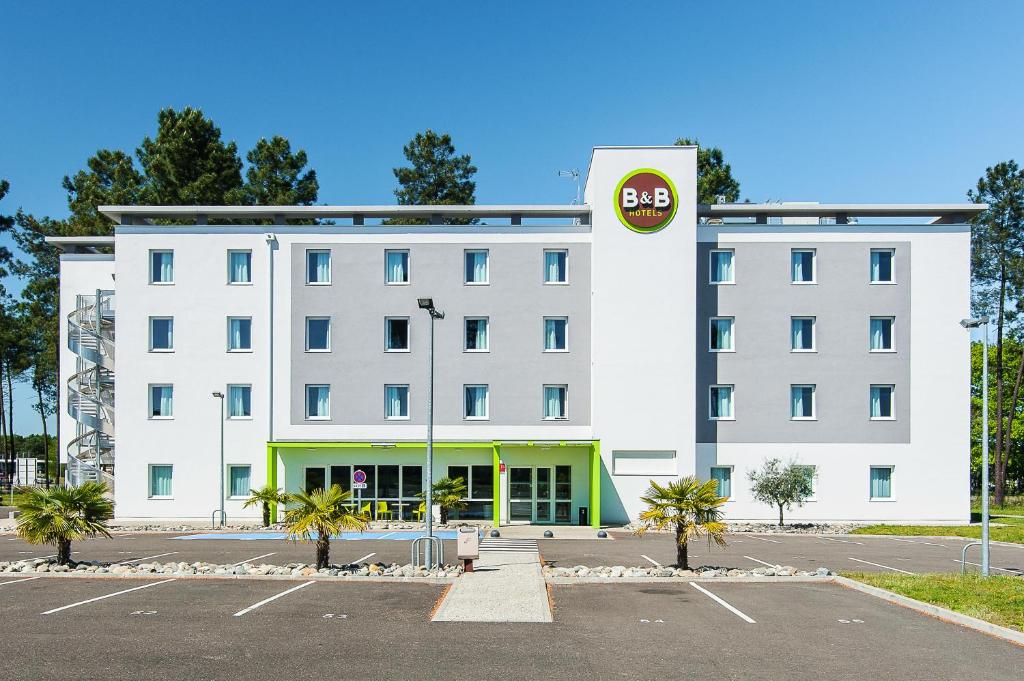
[832,575,1024,647]
[0,571,456,584]
[546,576,831,584]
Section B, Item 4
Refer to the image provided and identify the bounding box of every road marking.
[821,537,864,545]
[233,581,315,617]
[351,553,376,565]
[0,576,43,586]
[640,555,661,567]
[377,532,395,540]
[232,552,276,566]
[889,538,948,548]
[42,579,177,615]
[954,559,1023,575]
[748,536,781,544]
[848,557,915,574]
[115,552,179,565]
[743,555,775,568]
[689,582,756,623]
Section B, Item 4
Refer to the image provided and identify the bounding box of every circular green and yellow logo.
[614,168,678,233]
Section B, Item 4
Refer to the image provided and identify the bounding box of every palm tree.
[634,476,727,570]
[421,476,467,525]
[243,484,287,527]
[15,482,114,565]
[282,485,368,569]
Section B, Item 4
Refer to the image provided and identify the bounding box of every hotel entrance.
[507,465,573,524]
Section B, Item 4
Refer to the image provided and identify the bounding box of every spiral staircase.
[66,290,115,493]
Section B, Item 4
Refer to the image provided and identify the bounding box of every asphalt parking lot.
[0,575,1019,680]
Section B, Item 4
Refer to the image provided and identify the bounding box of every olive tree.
[747,458,815,526]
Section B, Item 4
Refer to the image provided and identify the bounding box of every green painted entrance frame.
[266,439,601,528]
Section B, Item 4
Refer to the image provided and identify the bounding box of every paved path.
[432,539,551,623]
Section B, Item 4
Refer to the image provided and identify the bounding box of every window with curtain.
[869,317,894,351]
[543,385,568,420]
[227,385,252,418]
[709,385,734,419]
[870,467,892,498]
[306,250,331,284]
[544,317,568,351]
[464,318,488,351]
[870,385,894,419]
[385,318,409,351]
[710,467,732,498]
[385,385,409,419]
[306,317,331,351]
[464,250,488,284]
[791,249,815,283]
[150,385,173,418]
[149,317,173,351]
[795,465,817,498]
[150,250,174,284]
[149,465,173,497]
[791,317,815,351]
[385,250,409,284]
[464,385,489,419]
[709,317,734,351]
[870,249,894,283]
[228,250,252,284]
[228,465,251,498]
[709,250,734,284]
[306,384,330,419]
[544,250,568,284]
[790,385,815,419]
[227,317,252,351]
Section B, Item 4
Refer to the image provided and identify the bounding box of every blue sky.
[2,1,1022,432]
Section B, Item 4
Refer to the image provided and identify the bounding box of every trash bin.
[578,507,588,526]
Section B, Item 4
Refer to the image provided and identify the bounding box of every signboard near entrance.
[353,469,368,490]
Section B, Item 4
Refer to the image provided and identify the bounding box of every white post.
[981,318,990,576]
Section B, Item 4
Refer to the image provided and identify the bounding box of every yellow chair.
[411,502,426,522]
[376,501,394,520]
[360,502,372,518]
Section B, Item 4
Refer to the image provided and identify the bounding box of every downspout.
[265,233,277,443]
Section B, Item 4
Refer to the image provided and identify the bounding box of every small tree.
[243,484,288,527]
[634,476,727,569]
[282,485,368,569]
[14,482,113,565]
[422,476,468,525]
[747,458,815,526]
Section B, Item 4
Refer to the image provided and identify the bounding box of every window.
[227,385,252,419]
[709,317,734,352]
[306,249,331,285]
[465,249,489,284]
[543,385,568,420]
[464,385,489,420]
[228,465,251,498]
[305,385,330,420]
[791,317,815,352]
[305,317,331,352]
[710,466,732,498]
[870,466,893,499]
[385,385,409,420]
[869,317,894,352]
[464,317,489,352]
[384,249,409,284]
[870,249,894,283]
[791,385,816,420]
[544,317,568,352]
[227,317,252,352]
[446,464,494,520]
[149,385,173,419]
[795,465,817,499]
[791,249,816,283]
[385,317,410,351]
[709,385,734,420]
[870,385,895,420]
[710,249,734,284]
[149,465,173,498]
[150,250,174,284]
[149,317,173,352]
[544,249,568,284]
[228,250,252,284]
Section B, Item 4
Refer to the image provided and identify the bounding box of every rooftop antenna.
[558,169,581,206]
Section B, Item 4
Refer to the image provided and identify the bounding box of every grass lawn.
[850,523,1024,543]
[843,572,1024,632]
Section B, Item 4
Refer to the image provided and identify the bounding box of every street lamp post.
[212,391,225,527]
[960,316,990,576]
[417,298,444,568]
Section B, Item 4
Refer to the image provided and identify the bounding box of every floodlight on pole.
[960,316,990,576]
[419,298,444,568]
[212,391,225,528]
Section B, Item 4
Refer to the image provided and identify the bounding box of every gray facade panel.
[696,241,911,443]
[290,242,591,427]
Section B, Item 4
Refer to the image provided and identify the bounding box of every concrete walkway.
[432,549,551,623]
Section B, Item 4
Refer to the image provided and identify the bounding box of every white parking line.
[748,536,781,544]
[640,555,661,567]
[954,559,1023,575]
[848,557,915,574]
[233,581,315,617]
[351,553,376,565]
[820,537,864,545]
[377,532,396,540]
[0,576,43,586]
[688,582,756,623]
[743,555,775,568]
[232,552,277,566]
[115,552,179,565]
[889,538,948,548]
[42,579,177,615]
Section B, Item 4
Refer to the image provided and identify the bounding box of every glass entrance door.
[535,467,552,522]
[509,467,533,522]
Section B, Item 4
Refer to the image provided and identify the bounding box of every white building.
[52,146,982,525]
